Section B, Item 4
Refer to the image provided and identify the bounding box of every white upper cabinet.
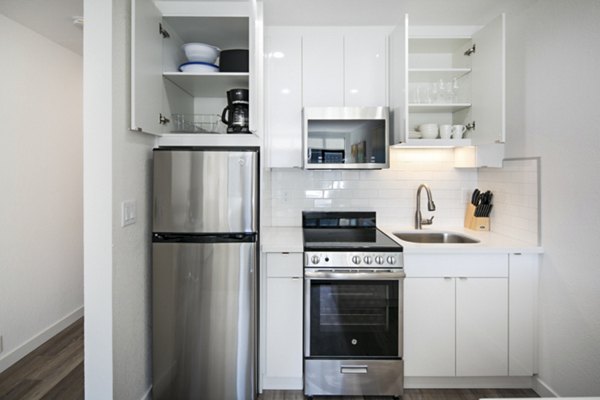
[302,32,344,107]
[302,30,388,107]
[265,29,303,168]
[344,31,388,106]
[392,13,506,166]
[266,27,389,168]
[131,0,262,145]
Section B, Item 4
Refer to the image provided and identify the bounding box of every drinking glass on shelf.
[452,77,460,103]
[418,84,432,104]
[431,82,440,103]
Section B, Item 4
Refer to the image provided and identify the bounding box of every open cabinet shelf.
[163,72,249,97]
[409,68,471,81]
[393,138,472,148]
[409,103,472,113]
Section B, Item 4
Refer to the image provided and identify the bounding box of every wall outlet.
[121,200,137,227]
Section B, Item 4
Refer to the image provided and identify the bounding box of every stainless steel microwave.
[303,107,390,170]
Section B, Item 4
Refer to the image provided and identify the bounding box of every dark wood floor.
[259,389,539,400]
[0,318,538,400]
[0,318,84,400]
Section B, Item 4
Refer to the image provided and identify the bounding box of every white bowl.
[179,62,219,73]
[182,43,220,63]
[419,123,439,139]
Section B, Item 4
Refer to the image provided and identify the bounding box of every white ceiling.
[0,0,537,56]
[0,0,83,55]
[262,0,537,26]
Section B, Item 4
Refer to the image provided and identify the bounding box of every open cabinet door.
[388,14,407,145]
[248,0,263,134]
[131,0,163,135]
[471,13,505,146]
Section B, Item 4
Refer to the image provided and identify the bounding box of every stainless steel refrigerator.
[152,148,258,400]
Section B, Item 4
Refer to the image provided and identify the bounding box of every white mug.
[419,123,439,139]
[452,124,467,139]
[439,124,452,139]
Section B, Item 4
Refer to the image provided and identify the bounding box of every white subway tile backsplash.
[264,155,539,242]
[266,149,478,228]
[478,158,540,245]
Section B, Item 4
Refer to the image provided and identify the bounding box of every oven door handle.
[304,270,405,280]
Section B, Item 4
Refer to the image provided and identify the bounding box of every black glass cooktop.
[302,211,402,252]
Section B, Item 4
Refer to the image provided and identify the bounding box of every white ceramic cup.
[452,124,467,139]
[439,124,452,139]
[419,123,439,139]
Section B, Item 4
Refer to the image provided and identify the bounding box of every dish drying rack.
[170,114,226,134]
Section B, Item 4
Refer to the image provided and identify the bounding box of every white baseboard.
[405,376,534,389]
[0,306,84,374]
[533,376,559,397]
[140,386,152,400]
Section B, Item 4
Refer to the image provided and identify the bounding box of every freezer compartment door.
[152,241,256,400]
[153,149,258,233]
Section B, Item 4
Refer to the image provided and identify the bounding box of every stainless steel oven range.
[303,212,404,399]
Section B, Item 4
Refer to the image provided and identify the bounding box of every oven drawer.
[305,359,403,397]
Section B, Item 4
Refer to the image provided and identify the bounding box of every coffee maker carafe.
[221,88,249,133]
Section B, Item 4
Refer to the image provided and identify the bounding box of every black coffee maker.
[221,88,249,133]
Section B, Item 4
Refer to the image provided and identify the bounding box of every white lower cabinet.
[456,277,508,376]
[263,253,303,389]
[404,254,513,378]
[404,277,456,376]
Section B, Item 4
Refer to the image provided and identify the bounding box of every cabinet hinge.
[159,23,170,39]
[159,113,170,125]
[466,121,476,131]
[464,44,476,56]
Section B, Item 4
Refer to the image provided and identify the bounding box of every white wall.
[0,14,83,372]
[83,0,155,399]
[83,0,114,397]
[265,148,477,228]
[506,1,600,395]
[111,0,155,398]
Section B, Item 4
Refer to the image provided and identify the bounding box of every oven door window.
[309,280,398,357]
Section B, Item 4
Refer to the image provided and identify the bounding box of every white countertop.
[379,225,544,254]
[261,225,543,254]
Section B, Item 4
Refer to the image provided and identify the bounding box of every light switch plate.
[0,335,3,354]
[121,200,137,227]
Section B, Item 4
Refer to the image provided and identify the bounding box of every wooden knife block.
[464,203,490,231]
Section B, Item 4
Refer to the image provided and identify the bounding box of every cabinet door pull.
[443,276,452,280]
[459,277,468,280]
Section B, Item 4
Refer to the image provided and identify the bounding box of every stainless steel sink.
[393,232,480,244]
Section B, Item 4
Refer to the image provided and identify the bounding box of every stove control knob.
[386,256,397,265]
[374,255,384,265]
[311,255,320,265]
[352,255,361,265]
[363,255,373,265]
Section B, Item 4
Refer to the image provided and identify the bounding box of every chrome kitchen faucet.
[415,184,436,229]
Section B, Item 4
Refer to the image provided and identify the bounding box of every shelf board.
[408,103,471,113]
[392,138,472,148]
[408,37,472,54]
[409,68,471,81]
[156,132,261,148]
[163,72,249,97]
